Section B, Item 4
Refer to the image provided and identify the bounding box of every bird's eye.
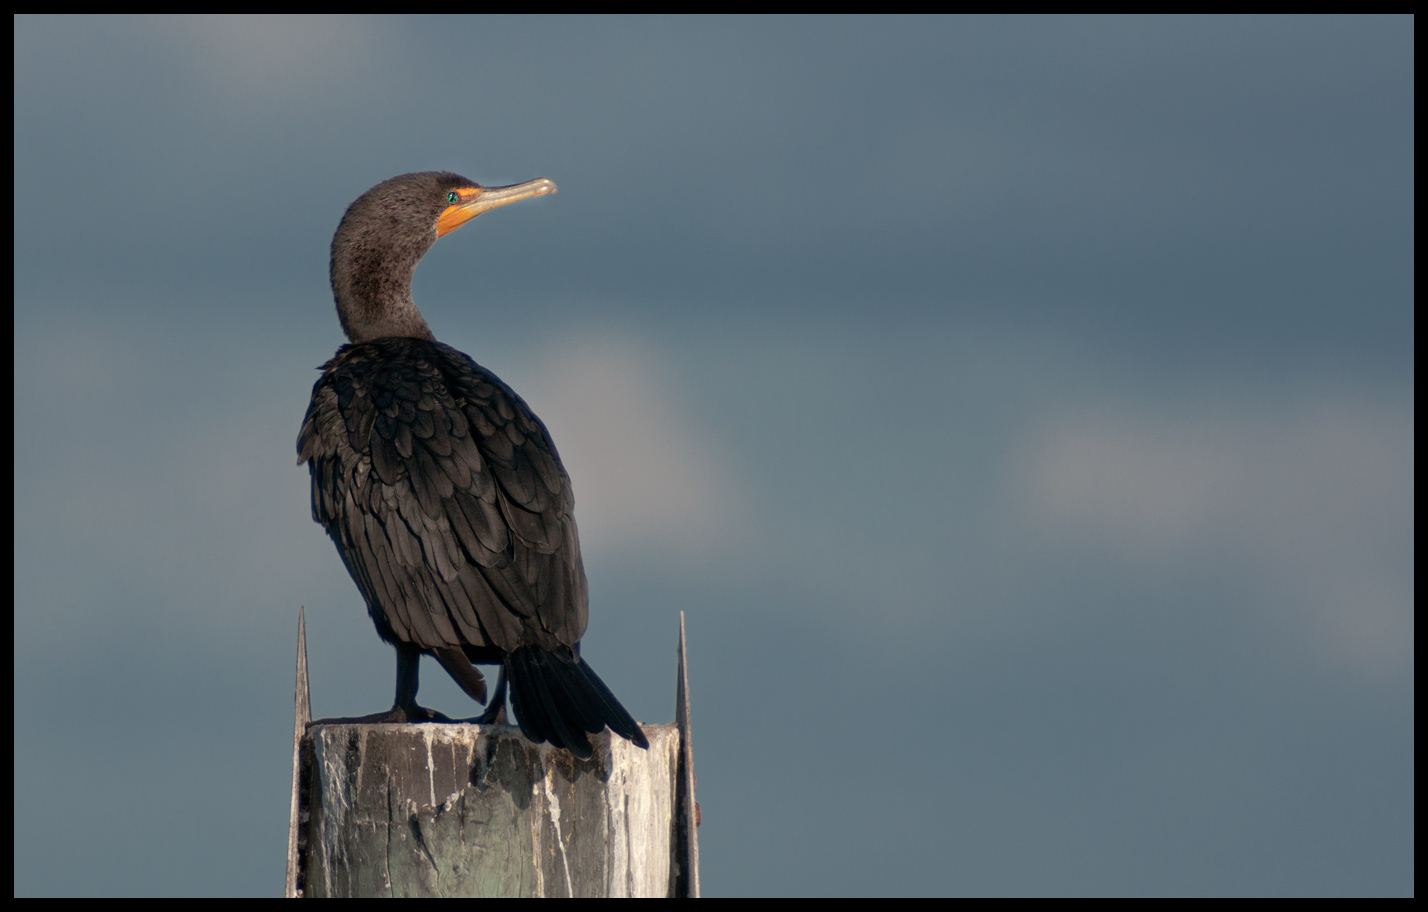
[447,191,460,205]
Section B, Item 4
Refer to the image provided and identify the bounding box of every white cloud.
[518,332,741,557]
[1017,391,1415,677]
[163,15,380,110]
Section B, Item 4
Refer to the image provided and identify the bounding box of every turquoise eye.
[447,191,459,204]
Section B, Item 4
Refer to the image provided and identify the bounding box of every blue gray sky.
[14,16,1412,896]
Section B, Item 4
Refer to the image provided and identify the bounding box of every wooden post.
[285,612,700,898]
[674,611,700,898]
[284,606,311,898]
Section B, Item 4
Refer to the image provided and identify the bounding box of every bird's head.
[330,171,557,343]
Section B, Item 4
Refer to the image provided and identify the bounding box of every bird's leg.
[388,643,452,721]
[393,642,421,708]
[307,643,452,728]
[473,666,509,726]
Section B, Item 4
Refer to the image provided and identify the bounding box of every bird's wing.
[297,337,587,654]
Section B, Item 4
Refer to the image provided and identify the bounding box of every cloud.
[517,332,741,558]
[1016,390,1414,677]
[163,15,381,109]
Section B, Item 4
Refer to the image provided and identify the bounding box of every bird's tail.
[505,646,650,759]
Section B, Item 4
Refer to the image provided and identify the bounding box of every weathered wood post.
[285,608,700,898]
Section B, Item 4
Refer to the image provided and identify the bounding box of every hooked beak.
[436,178,558,237]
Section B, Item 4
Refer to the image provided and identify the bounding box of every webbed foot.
[307,703,454,730]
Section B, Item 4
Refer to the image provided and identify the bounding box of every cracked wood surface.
[295,723,680,898]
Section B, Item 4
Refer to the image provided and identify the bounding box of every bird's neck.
[331,250,436,344]
[336,289,435,344]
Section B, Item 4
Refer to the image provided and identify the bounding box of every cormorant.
[297,171,648,759]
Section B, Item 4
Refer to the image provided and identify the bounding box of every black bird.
[298,171,648,758]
